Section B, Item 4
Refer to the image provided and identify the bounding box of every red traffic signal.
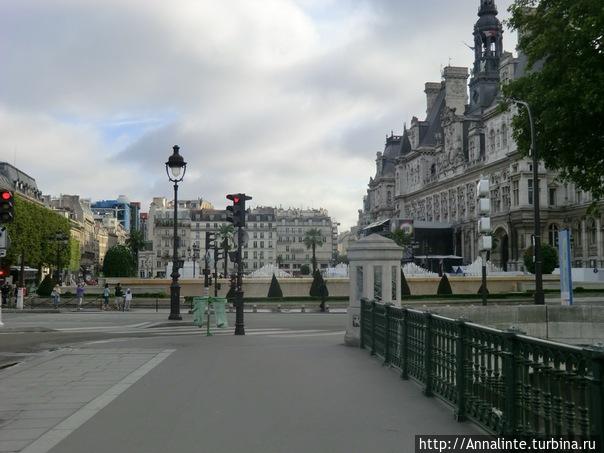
[0,190,15,223]
[0,267,9,278]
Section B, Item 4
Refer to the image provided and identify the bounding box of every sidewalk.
[0,348,172,453]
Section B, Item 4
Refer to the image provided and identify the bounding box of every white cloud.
[0,0,517,230]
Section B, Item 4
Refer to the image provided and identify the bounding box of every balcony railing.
[360,299,603,442]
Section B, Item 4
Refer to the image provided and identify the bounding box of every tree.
[218,224,234,277]
[300,264,310,275]
[125,230,146,273]
[387,230,412,249]
[523,244,559,274]
[102,245,136,277]
[5,195,71,286]
[503,0,604,201]
[267,274,283,299]
[303,228,325,273]
[437,274,453,296]
[334,252,349,265]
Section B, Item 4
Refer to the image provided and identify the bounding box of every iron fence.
[360,298,604,446]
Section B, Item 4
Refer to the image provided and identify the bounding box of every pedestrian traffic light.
[0,191,14,224]
[0,267,9,278]
[226,193,252,227]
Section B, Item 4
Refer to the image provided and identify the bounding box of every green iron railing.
[360,299,604,446]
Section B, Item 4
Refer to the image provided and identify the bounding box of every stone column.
[581,219,588,267]
[597,218,603,267]
[345,234,404,347]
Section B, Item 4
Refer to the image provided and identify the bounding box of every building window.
[512,181,519,206]
[501,123,508,147]
[489,129,496,153]
[589,219,597,245]
[528,179,533,205]
[549,188,556,206]
[548,224,559,246]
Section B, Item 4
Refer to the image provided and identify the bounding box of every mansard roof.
[418,87,445,148]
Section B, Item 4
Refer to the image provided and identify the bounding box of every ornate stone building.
[359,0,604,271]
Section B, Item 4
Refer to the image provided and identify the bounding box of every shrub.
[523,244,559,274]
[309,270,328,300]
[267,274,283,299]
[437,274,453,295]
[36,274,54,297]
[477,282,489,295]
[400,269,411,297]
[300,264,310,275]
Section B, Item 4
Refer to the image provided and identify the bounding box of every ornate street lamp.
[510,99,544,305]
[166,145,187,320]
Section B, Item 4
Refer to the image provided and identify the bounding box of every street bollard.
[155,298,158,313]
[277,304,281,313]
[253,304,257,313]
[301,305,306,313]
[16,288,24,310]
[325,304,330,313]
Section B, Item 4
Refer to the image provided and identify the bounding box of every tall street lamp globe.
[166,145,187,320]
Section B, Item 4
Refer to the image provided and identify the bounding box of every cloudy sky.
[0,0,516,231]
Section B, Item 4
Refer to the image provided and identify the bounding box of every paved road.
[0,312,482,453]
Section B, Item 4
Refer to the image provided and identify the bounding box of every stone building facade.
[144,200,338,277]
[358,0,604,270]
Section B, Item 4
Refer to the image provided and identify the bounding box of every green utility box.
[192,296,228,329]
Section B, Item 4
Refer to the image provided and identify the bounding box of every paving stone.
[0,439,31,452]
[0,428,47,441]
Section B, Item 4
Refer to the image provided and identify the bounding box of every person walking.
[124,288,132,311]
[51,284,61,308]
[114,283,124,311]
[76,283,85,311]
[102,283,110,310]
[1,283,9,307]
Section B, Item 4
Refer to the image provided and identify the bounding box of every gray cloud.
[0,0,516,230]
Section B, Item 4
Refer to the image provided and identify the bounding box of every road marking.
[270,331,346,338]
[19,349,175,453]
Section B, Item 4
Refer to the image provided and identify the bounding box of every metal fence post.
[502,330,519,436]
[424,312,433,397]
[401,309,409,380]
[371,301,376,356]
[384,305,391,365]
[455,319,467,421]
[585,346,604,452]
[360,298,365,350]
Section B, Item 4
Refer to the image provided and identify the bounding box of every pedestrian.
[115,283,124,311]
[124,288,132,311]
[51,284,61,308]
[102,283,110,310]
[76,283,85,311]
[1,283,8,306]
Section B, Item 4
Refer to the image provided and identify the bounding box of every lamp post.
[165,145,187,320]
[511,99,544,305]
[187,242,200,278]
[51,232,69,284]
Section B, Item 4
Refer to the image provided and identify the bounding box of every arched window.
[501,123,508,147]
[496,129,501,148]
[548,224,559,246]
[386,191,392,205]
[489,129,496,153]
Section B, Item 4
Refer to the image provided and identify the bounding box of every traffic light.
[477,178,492,251]
[0,191,14,224]
[226,193,252,227]
[205,232,216,253]
[0,266,9,278]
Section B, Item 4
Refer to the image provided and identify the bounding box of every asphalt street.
[0,311,482,453]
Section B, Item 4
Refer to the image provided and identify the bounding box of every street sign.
[0,250,6,258]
